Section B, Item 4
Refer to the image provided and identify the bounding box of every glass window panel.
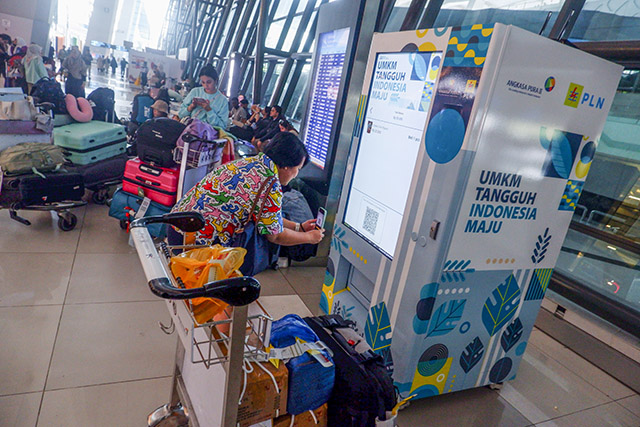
[570,1,640,41]
[282,16,302,51]
[432,0,563,36]
[297,0,312,14]
[263,62,285,104]
[301,10,317,51]
[383,0,413,33]
[555,69,640,316]
[275,0,295,20]
[287,63,311,124]
[266,20,285,48]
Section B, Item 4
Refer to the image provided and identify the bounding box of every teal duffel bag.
[108,188,171,238]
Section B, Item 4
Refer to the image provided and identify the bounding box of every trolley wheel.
[58,213,78,231]
[92,189,108,205]
[119,218,129,230]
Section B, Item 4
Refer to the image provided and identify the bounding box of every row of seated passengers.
[133,63,298,149]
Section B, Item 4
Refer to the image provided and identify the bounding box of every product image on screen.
[344,51,443,258]
[303,27,350,169]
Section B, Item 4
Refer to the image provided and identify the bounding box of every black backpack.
[30,77,67,114]
[304,315,397,427]
[87,87,118,122]
[135,118,186,168]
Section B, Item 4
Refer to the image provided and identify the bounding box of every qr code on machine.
[363,206,379,235]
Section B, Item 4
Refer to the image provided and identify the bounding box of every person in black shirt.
[253,105,284,151]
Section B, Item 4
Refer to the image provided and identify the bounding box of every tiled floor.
[1,70,638,426]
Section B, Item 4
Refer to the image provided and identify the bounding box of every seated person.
[253,105,284,151]
[178,64,228,128]
[169,132,324,266]
[229,96,248,125]
[228,103,267,140]
[278,119,299,136]
[150,100,169,118]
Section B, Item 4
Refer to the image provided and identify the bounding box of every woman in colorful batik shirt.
[171,132,324,247]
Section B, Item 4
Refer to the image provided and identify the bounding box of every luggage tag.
[129,196,153,247]
[266,338,333,368]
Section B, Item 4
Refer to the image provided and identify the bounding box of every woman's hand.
[201,99,211,111]
[305,228,324,244]
[300,219,317,232]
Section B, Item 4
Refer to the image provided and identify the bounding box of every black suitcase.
[67,153,127,190]
[18,173,85,206]
[136,118,186,168]
[0,175,22,207]
[304,315,396,427]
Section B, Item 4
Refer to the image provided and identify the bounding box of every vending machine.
[321,23,622,398]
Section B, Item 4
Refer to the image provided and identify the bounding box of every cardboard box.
[272,403,328,427]
[237,362,288,427]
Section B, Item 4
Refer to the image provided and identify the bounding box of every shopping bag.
[170,245,247,324]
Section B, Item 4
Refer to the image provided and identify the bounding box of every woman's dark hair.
[264,106,271,115]
[199,64,219,82]
[270,105,282,115]
[263,132,309,168]
[278,119,293,131]
[155,88,170,103]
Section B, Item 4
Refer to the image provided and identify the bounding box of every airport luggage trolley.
[130,212,272,427]
[0,101,86,231]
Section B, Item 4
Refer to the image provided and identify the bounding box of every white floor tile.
[535,401,640,427]
[617,394,640,417]
[0,305,62,395]
[38,377,172,427]
[529,330,635,400]
[398,386,532,426]
[0,208,84,253]
[0,253,73,307]
[46,301,175,390]
[253,269,295,296]
[259,295,312,320]
[65,253,154,304]
[299,293,323,316]
[0,392,42,427]
[76,203,136,254]
[498,344,612,424]
[280,266,326,295]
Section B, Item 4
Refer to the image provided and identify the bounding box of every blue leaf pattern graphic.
[427,299,466,337]
[500,318,524,352]
[365,302,392,352]
[481,274,521,337]
[460,336,484,373]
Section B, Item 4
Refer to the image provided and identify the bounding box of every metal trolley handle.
[130,212,260,306]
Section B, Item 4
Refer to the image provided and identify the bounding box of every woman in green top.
[178,64,229,129]
[24,44,48,95]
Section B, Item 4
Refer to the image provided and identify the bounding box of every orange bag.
[170,245,247,324]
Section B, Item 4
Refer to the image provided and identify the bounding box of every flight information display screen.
[343,51,443,258]
[303,27,350,169]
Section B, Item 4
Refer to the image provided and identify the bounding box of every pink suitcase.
[122,158,179,207]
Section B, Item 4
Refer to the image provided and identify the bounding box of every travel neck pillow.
[65,94,93,122]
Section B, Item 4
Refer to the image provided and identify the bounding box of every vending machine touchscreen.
[343,51,442,258]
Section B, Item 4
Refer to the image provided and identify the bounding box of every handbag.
[230,176,280,276]
[0,97,38,120]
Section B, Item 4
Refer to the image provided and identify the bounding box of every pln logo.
[564,82,605,109]
[564,83,583,107]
